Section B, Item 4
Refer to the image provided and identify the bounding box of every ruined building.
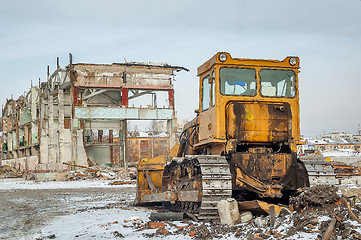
[0,55,187,171]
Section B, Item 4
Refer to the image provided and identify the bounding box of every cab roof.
[197,52,300,76]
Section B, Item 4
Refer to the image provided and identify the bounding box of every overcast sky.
[0,0,360,137]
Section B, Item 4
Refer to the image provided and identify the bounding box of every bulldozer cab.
[197,52,301,153]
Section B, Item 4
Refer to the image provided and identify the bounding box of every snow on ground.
[322,149,360,157]
[2,179,360,240]
[29,209,193,240]
[0,178,134,191]
[26,208,337,240]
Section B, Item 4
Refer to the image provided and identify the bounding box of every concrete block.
[240,211,253,223]
[35,172,57,180]
[217,198,241,225]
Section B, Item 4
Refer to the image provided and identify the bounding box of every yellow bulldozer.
[136,52,311,220]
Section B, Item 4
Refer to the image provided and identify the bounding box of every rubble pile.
[63,165,137,183]
[0,165,23,178]
[290,185,341,209]
[120,185,361,239]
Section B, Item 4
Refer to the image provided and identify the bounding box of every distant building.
[298,134,361,156]
[320,132,361,143]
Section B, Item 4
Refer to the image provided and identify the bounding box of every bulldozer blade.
[238,200,288,215]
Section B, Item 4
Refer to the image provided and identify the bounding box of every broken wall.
[0,57,186,171]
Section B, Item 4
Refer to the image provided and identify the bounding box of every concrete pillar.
[120,120,127,169]
[48,92,56,164]
[167,118,177,149]
[40,94,49,164]
[109,130,114,166]
[58,88,64,164]
[76,129,88,166]
[58,89,64,130]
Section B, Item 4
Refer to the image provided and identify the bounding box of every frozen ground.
[0,178,134,190]
[1,179,360,240]
[0,179,136,240]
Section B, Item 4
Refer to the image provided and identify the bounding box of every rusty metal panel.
[230,152,294,185]
[178,190,200,202]
[142,192,169,202]
[226,101,290,142]
[75,107,173,120]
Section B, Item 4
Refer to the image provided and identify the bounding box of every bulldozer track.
[299,156,338,186]
[166,155,232,220]
[196,155,232,220]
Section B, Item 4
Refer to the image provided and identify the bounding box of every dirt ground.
[0,182,135,240]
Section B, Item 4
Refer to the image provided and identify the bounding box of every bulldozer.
[136,52,311,220]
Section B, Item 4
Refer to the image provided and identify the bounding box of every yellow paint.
[238,200,288,215]
[136,144,180,203]
[197,52,301,152]
[245,107,253,121]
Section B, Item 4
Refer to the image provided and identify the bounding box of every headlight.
[289,57,297,66]
[219,53,227,62]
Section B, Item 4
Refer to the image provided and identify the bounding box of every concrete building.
[0,55,187,171]
[320,132,361,143]
[299,137,361,155]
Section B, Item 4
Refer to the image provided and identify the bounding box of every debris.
[155,228,169,235]
[254,216,269,228]
[130,216,140,221]
[290,185,341,210]
[321,217,336,240]
[278,208,291,218]
[148,222,165,229]
[62,162,97,172]
[346,201,361,223]
[238,200,288,215]
[332,162,361,177]
[184,212,199,222]
[0,165,23,178]
[240,211,253,223]
[60,163,136,181]
[109,181,135,185]
[34,234,57,240]
[112,231,124,238]
[149,212,185,221]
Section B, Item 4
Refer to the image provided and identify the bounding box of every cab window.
[260,69,296,97]
[220,68,256,96]
[202,76,210,111]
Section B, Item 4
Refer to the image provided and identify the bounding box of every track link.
[196,155,232,220]
[299,156,338,186]
[164,155,232,220]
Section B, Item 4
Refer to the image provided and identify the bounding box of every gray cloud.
[0,0,360,136]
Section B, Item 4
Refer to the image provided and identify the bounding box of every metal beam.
[128,90,154,100]
[83,89,109,100]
